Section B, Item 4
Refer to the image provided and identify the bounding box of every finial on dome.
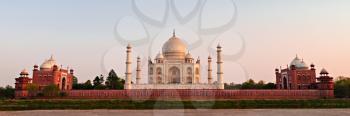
[49,54,54,60]
[217,43,222,48]
[127,43,132,48]
[172,29,176,37]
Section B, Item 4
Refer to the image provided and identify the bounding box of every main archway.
[169,67,180,84]
[61,78,66,90]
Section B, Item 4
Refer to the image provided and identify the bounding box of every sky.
[1,0,350,86]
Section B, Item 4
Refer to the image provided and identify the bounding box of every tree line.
[1,75,350,99]
[334,76,350,98]
[224,79,275,90]
[72,69,125,90]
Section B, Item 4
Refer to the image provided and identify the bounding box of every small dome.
[20,69,29,75]
[300,60,309,68]
[320,68,329,74]
[155,53,164,59]
[290,55,309,69]
[40,55,58,69]
[185,52,193,59]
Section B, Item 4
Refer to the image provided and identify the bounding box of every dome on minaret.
[162,31,187,59]
[320,68,329,74]
[156,52,164,59]
[185,52,193,59]
[20,69,29,75]
[40,55,58,69]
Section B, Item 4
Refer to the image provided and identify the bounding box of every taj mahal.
[124,31,224,89]
[13,31,334,99]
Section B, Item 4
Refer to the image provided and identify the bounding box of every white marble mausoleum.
[124,31,224,89]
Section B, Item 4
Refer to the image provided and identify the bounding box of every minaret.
[208,55,213,84]
[15,69,31,91]
[124,44,132,89]
[217,44,224,89]
[136,56,141,84]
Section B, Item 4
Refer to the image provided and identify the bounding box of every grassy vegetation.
[1,99,350,110]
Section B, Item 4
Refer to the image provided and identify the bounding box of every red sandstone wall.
[62,89,333,100]
[16,89,333,100]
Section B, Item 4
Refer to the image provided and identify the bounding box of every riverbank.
[1,109,350,116]
[1,99,350,111]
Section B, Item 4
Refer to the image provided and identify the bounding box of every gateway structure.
[124,32,224,89]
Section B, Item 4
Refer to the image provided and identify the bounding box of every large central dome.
[161,32,187,59]
[40,55,59,70]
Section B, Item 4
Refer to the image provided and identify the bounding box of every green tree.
[0,85,15,99]
[241,79,256,89]
[73,76,78,85]
[72,76,79,89]
[334,76,350,98]
[105,69,123,89]
[256,80,265,89]
[224,83,242,90]
[263,82,276,89]
[99,74,105,85]
[93,76,101,86]
[118,79,125,90]
[26,83,39,96]
[83,80,93,89]
[226,79,276,90]
[42,84,59,97]
[94,84,107,90]
[93,75,107,89]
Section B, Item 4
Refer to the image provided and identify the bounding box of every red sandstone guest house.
[15,56,74,97]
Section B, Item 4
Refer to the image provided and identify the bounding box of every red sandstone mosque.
[275,55,333,90]
[15,56,74,93]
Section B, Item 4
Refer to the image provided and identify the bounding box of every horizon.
[1,0,350,87]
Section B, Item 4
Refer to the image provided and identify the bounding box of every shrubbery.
[334,76,350,98]
[59,92,67,97]
[26,83,39,96]
[1,99,350,110]
[73,69,125,90]
[0,85,15,99]
[225,79,275,90]
[42,84,59,97]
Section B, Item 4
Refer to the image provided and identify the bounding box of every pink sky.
[1,0,350,86]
